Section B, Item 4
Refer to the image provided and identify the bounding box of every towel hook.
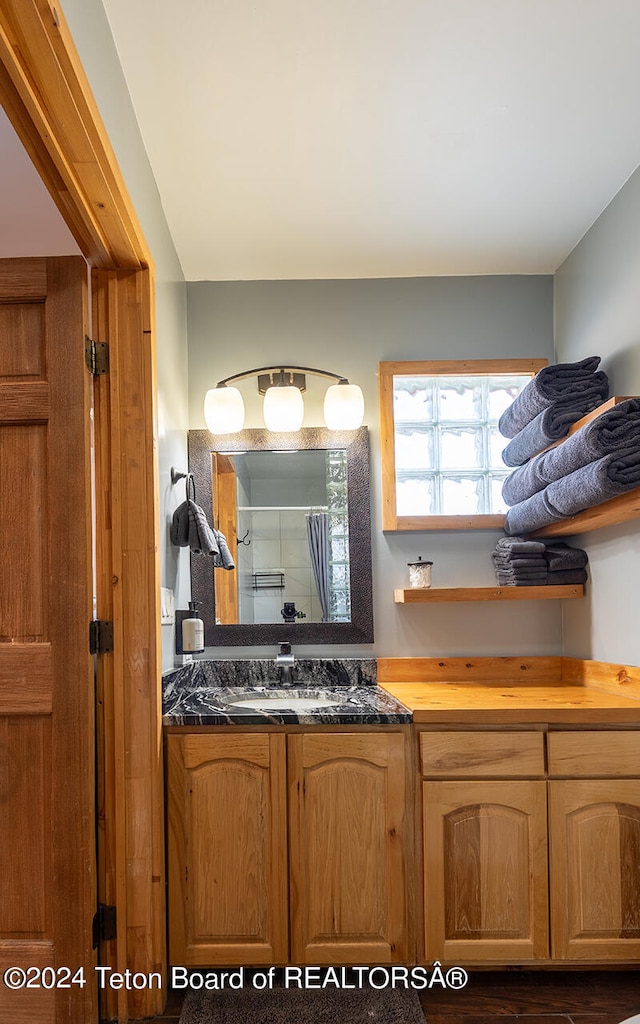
[171,467,196,502]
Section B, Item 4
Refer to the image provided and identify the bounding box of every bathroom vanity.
[163,659,413,967]
[380,655,640,967]
[163,656,640,970]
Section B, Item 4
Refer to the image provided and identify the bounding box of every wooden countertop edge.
[407,707,640,724]
[377,656,640,702]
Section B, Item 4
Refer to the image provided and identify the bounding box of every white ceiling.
[100,0,640,281]
[3,3,640,280]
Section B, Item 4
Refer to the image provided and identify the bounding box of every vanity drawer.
[420,730,545,778]
[548,731,640,777]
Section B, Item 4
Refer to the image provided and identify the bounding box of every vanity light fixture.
[203,364,365,434]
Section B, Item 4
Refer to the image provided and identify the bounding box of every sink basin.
[228,690,347,713]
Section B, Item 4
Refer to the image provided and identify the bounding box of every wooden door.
[549,779,640,960]
[166,732,288,965]
[0,257,96,1023]
[423,780,549,963]
[288,731,409,964]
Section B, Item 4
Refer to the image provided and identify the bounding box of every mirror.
[187,426,373,645]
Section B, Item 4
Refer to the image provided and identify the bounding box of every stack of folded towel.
[542,541,588,585]
[499,356,609,467]
[502,397,640,535]
[491,537,588,586]
[491,537,548,586]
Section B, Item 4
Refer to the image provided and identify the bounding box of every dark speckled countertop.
[163,658,411,726]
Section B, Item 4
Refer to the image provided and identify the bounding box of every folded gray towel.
[504,447,640,535]
[498,356,606,438]
[213,529,235,570]
[543,542,588,571]
[495,536,546,554]
[503,398,640,501]
[496,569,549,580]
[547,567,588,585]
[501,382,610,467]
[497,582,548,590]
[489,561,544,569]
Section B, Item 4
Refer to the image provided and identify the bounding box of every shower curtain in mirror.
[306,512,330,621]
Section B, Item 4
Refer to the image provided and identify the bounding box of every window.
[379,359,548,530]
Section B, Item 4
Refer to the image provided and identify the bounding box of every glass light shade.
[203,386,245,434]
[263,385,304,432]
[323,383,365,430]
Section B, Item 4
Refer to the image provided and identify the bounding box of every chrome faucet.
[275,641,296,686]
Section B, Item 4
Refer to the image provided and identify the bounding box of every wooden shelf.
[394,585,584,603]
[527,396,640,538]
[530,487,640,537]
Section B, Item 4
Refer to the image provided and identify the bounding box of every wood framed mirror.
[187,426,374,645]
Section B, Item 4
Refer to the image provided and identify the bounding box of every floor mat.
[179,980,425,1024]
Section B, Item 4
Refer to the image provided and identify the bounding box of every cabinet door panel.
[288,732,408,963]
[423,780,548,962]
[549,779,640,960]
[167,733,288,965]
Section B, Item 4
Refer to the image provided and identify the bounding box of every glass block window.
[392,372,534,517]
[325,450,350,622]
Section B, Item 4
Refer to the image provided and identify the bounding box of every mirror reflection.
[187,426,373,647]
[213,449,350,625]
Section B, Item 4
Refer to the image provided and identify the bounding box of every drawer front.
[548,731,640,777]
[420,731,545,778]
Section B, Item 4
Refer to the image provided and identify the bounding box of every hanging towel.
[170,498,220,556]
[213,529,235,570]
[504,446,640,535]
[502,398,640,501]
[498,357,608,439]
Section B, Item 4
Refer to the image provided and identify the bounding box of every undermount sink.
[227,690,347,712]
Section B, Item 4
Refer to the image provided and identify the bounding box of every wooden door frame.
[0,2,164,1020]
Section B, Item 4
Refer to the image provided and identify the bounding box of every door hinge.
[92,904,117,948]
[89,619,114,655]
[85,336,109,375]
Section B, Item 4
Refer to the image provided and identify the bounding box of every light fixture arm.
[214,364,350,388]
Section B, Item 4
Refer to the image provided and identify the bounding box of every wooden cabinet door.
[0,257,96,1024]
[167,732,288,965]
[288,731,409,964]
[549,780,640,960]
[423,780,549,963]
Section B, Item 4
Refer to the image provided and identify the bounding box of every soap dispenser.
[182,601,204,653]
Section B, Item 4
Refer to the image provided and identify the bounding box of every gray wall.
[62,0,190,669]
[187,275,560,658]
[555,165,640,664]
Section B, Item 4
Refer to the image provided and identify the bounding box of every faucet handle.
[275,641,295,669]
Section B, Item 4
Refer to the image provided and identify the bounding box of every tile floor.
[143,970,640,1024]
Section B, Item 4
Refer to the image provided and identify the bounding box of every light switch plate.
[160,587,175,624]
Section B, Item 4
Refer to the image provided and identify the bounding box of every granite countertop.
[163,658,412,726]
